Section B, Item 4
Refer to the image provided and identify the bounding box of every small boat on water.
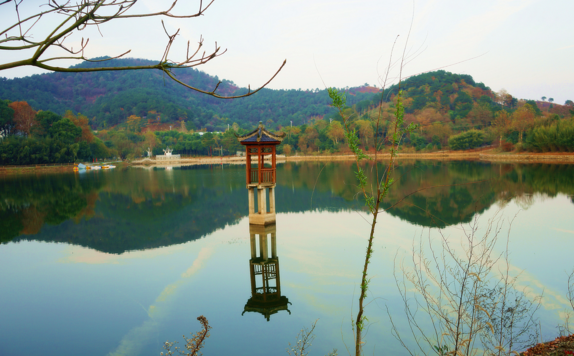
[73,163,87,172]
[104,165,116,169]
[91,166,102,170]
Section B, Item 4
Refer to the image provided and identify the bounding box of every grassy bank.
[0,163,75,175]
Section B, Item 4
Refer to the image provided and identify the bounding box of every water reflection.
[243,224,291,321]
[2,161,574,252]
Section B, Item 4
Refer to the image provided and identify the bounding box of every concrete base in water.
[247,184,276,225]
[249,212,276,225]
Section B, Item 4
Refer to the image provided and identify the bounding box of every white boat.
[91,166,102,170]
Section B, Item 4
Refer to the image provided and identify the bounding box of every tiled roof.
[236,122,285,144]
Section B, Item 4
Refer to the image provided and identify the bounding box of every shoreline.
[129,150,574,165]
[3,151,574,175]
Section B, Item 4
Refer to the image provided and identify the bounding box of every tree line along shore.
[1,69,573,166]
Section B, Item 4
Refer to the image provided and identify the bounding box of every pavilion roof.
[242,295,291,321]
[236,122,285,144]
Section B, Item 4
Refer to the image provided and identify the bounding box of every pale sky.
[1,0,573,104]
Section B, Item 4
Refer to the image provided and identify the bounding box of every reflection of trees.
[381,161,498,228]
[0,174,105,243]
[283,160,574,228]
[3,162,574,252]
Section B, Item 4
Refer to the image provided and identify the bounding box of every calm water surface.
[1,161,573,356]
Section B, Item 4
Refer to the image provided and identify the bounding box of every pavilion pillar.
[250,233,256,259]
[258,187,267,214]
[271,231,277,258]
[259,233,268,260]
[248,188,255,215]
[249,263,256,295]
[275,259,281,296]
[269,186,275,214]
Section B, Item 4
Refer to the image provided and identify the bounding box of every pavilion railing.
[261,169,274,184]
[249,168,275,184]
[250,169,258,184]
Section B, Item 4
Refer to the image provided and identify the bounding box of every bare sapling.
[390,214,541,356]
[561,269,574,336]
[162,315,211,356]
[327,34,418,355]
[286,319,338,356]
[569,270,574,313]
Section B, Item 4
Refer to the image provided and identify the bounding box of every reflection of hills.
[4,165,362,254]
[2,162,574,253]
[380,161,498,228]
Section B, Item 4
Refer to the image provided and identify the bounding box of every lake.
[1,160,573,356]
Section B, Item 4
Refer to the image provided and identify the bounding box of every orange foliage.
[355,86,380,94]
[73,192,98,223]
[415,108,444,128]
[512,105,535,143]
[65,111,95,143]
[9,101,36,134]
[20,206,46,235]
[449,93,458,104]
[468,103,493,127]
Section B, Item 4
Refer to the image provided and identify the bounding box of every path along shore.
[3,151,574,175]
[130,150,574,166]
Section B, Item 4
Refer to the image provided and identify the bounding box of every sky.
[1,0,573,104]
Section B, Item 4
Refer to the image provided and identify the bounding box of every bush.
[448,129,485,150]
[527,118,574,152]
[500,139,514,152]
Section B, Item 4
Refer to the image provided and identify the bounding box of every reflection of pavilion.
[242,224,291,321]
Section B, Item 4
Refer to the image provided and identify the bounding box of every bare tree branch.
[0,0,286,99]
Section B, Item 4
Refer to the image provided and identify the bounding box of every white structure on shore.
[156,146,181,161]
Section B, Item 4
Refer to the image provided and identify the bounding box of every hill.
[0,57,375,131]
[2,63,573,165]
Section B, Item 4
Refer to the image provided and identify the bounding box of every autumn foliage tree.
[9,101,36,135]
[298,126,319,153]
[355,120,374,149]
[512,105,536,143]
[326,120,345,145]
[491,110,511,147]
[127,115,143,132]
[64,111,95,143]
[467,103,493,128]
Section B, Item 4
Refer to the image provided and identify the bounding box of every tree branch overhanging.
[0,0,286,99]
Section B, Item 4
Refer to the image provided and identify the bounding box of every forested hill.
[0,57,375,131]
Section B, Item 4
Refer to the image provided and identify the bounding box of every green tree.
[221,130,241,154]
[448,130,485,150]
[51,118,82,145]
[0,99,15,137]
[33,111,63,138]
[201,133,215,155]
